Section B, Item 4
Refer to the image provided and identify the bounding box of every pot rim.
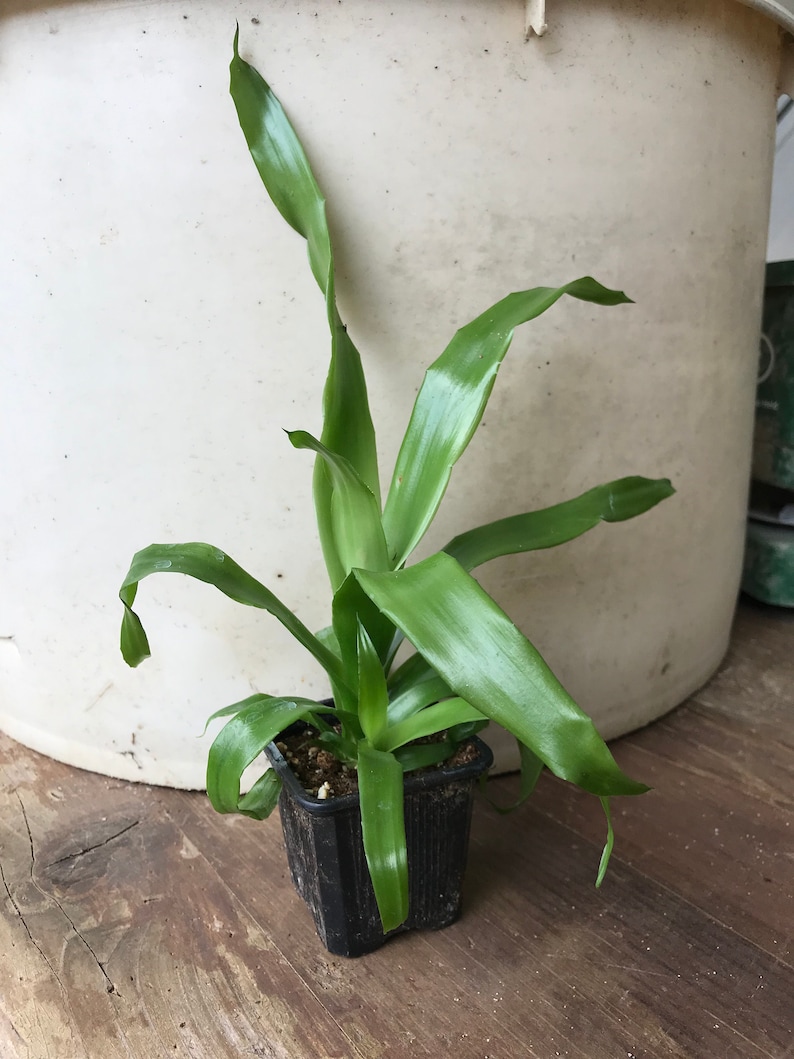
[266,724,494,815]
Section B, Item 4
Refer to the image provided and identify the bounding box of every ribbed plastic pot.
[265,731,494,958]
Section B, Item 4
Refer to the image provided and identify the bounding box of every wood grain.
[1,597,792,1058]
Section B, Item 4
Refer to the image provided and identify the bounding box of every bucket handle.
[525,0,548,38]
[780,34,794,96]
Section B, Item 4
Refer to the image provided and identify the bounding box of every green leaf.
[390,723,487,771]
[316,283,381,567]
[444,477,676,571]
[120,604,151,667]
[356,620,390,747]
[386,671,455,726]
[596,797,615,888]
[288,430,390,580]
[354,554,647,798]
[382,698,487,753]
[381,278,633,567]
[202,692,328,736]
[119,543,350,695]
[313,625,359,719]
[316,729,359,765]
[237,769,283,820]
[482,739,544,814]
[229,27,329,291]
[387,651,445,698]
[393,739,455,771]
[357,743,409,932]
[206,695,328,815]
[331,573,397,681]
[229,32,379,588]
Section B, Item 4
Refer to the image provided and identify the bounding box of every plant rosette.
[118,29,675,952]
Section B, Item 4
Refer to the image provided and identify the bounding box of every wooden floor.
[1,599,791,1059]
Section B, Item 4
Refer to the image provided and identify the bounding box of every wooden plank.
[168,771,792,1059]
[528,602,794,966]
[0,744,367,1059]
[465,803,792,1059]
[693,600,794,727]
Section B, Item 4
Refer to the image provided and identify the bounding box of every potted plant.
[118,31,674,957]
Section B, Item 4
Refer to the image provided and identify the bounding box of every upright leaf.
[381,278,632,567]
[356,621,389,748]
[229,32,380,587]
[288,430,390,581]
[229,27,330,287]
[331,573,397,680]
[354,554,647,798]
[357,743,409,932]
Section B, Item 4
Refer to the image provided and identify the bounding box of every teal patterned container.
[754,261,794,490]
[745,265,794,607]
[742,482,794,607]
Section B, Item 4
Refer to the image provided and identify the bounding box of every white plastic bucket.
[0,0,789,786]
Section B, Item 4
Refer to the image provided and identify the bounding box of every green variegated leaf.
[444,477,675,571]
[382,278,632,567]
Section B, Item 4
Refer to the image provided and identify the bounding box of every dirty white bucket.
[1,0,791,786]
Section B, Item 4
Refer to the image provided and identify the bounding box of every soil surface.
[276,729,479,799]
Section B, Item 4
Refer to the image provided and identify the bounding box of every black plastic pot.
[265,730,493,957]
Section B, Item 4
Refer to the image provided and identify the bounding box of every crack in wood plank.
[16,793,120,997]
[0,853,66,994]
[43,820,140,869]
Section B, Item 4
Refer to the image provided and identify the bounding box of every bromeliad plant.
[119,31,674,934]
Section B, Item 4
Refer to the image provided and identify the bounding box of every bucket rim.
[738,0,794,35]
